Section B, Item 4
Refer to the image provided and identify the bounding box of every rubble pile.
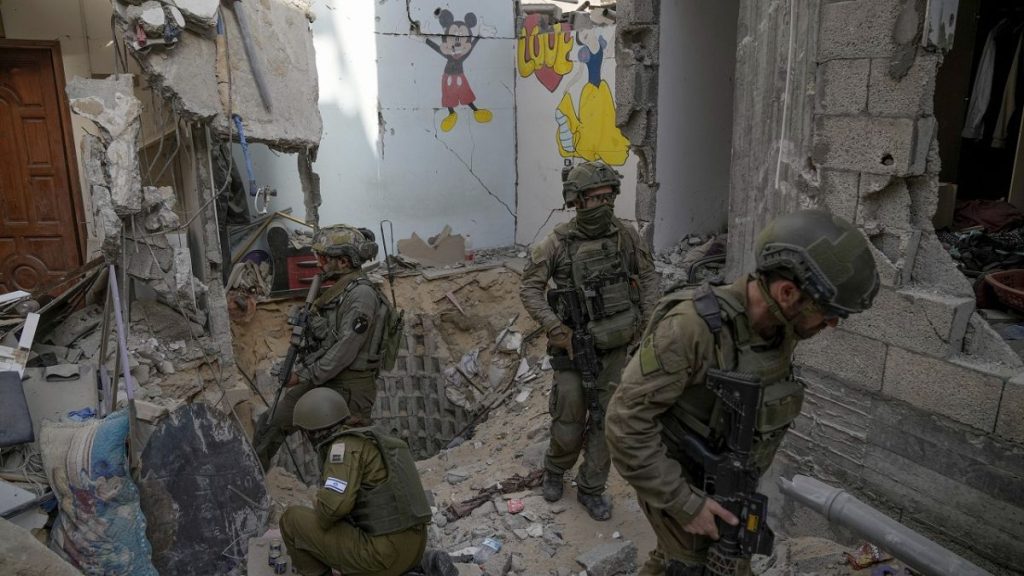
[655,233,727,292]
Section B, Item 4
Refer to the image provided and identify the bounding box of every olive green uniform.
[520,218,658,495]
[280,430,430,576]
[605,277,803,575]
[254,271,388,469]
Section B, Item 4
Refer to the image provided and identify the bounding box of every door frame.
[0,39,87,266]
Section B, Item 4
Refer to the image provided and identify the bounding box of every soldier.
[605,210,880,575]
[519,160,659,521]
[279,387,454,576]
[253,224,390,470]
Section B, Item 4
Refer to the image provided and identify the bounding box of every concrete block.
[819,0,902,60]
[861,444,1024,572]
[909,233,973,295]
[817,59,870,115]
[906,175,939,230]
[575,539,637,576]
[961,315,1024,378]
[813,116,929,176]
[819,170,859,223]
[883,347,1004,432]
[869,398,1024,508]
[868,54,938,116]
[619,0,658,25]
[858,177,912,235]
[996,374,1024,444]
[795,328,887,391]
[841,287,974,357]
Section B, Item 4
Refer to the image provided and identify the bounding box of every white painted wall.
[653,0,739,251]
[514,17,638,246]
[248,0,517,249]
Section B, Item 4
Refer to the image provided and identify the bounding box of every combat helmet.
[755,209,879,317]
[312,224,379,267]
[293,387,351,431]
[561,161,621,207]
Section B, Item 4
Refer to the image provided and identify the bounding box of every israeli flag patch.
[324,477,348,494]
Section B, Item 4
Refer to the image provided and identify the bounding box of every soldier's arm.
[296,284,379,386]
[313,437,367,530]
[627,226,660,323]
[519,236,563,332]
[605,308,714,525]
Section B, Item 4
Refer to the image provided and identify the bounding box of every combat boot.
[542,471,563,502]
[577,492,611,521]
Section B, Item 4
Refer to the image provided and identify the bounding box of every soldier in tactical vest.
[280,387,455,576]
[605,210,880,575]
[253,224,392,470]
[519,161,659,521]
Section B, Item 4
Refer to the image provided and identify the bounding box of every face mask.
[575,204,615,237]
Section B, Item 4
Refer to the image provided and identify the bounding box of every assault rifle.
[676,369,773,576]
[547,287,604,430]
[267,273,323,422]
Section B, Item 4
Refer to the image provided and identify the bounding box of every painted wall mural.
[425,9,493,132]
[517,13,574,92]
[556,30,630,166]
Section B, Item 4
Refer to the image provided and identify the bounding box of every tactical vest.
[553,220,643,350]
[650,282,805,475]
[332,427,432,536]
[307,275,390,372]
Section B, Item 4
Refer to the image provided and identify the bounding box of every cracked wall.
[727,1,1024,573]
[252,0,517,248]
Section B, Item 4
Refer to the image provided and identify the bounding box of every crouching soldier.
[280,387,455,576]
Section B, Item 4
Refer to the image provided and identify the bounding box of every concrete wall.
[515,15,639,246]
[726,1,1024,573]
[250,0,517,249]
[652,0,738,251]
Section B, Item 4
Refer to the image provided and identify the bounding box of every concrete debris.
[0,518,82,576]
[656,233,727,292]
[399,226,468,267]
[67,75,143,217]
[172,0,219,29]
[575,540,637,576]
[126,1,168,36]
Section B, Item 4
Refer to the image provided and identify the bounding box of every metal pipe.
[778,475,992,576]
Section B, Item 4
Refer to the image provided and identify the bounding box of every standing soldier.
[519,161,659,521]
[280,387,457,576]
[605,210,880,575]
[253,224,390,470]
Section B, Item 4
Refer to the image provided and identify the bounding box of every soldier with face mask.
[519,161,659,521]
[605,210,880,575]
[253,224,391,470]
[279,387,457,576]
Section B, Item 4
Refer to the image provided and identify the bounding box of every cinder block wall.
[721,1,1024,573]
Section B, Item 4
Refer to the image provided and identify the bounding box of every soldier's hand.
[547,324,574,360]
[682,498,738,539]
[285,373,300,388]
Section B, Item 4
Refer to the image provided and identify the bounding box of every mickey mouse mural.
[425,9,493,132]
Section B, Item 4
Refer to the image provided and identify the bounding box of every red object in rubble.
[507,499,524,514]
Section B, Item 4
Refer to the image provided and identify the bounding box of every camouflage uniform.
[254,225,389,470]
[520,217,658,498]
[280,429,430,576]
[605,210,880,575]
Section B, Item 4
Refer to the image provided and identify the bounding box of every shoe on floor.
[577,492,612,521]
[542,471,563,502]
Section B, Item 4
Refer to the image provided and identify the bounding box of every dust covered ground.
[235,264,908,576]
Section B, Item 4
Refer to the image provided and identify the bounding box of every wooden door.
[0,41,84,294]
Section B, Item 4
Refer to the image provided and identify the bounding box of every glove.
[547,324,574,360]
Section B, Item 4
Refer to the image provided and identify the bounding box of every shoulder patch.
[324,477,348,494]
[352,314,369,334]
[638,333,661,376]
[329,442,346,464]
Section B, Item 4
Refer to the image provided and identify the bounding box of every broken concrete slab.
[127,1,169,36]
[126,0,321,150]
[0,517,82,576]
[172,0,219,29]
[21,364,99,440]
[398,228,467,267]
[575,539,637,576]
[67,75,143,216]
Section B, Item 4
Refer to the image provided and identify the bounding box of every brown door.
[0,41,84,294]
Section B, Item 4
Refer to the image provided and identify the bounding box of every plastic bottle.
[464,234,475,264]
[472,536,502,564]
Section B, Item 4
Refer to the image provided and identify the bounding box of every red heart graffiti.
[520,14,571,93]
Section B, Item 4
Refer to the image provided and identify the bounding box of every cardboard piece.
[397,225,467,267]
[0,480,48,530]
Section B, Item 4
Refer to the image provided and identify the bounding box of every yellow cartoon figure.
[555,31,630,166]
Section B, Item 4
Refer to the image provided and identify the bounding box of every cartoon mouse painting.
[425,9,493,132]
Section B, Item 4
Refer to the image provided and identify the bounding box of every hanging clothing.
[994,31,1024,148]
[963,20,1010,140]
